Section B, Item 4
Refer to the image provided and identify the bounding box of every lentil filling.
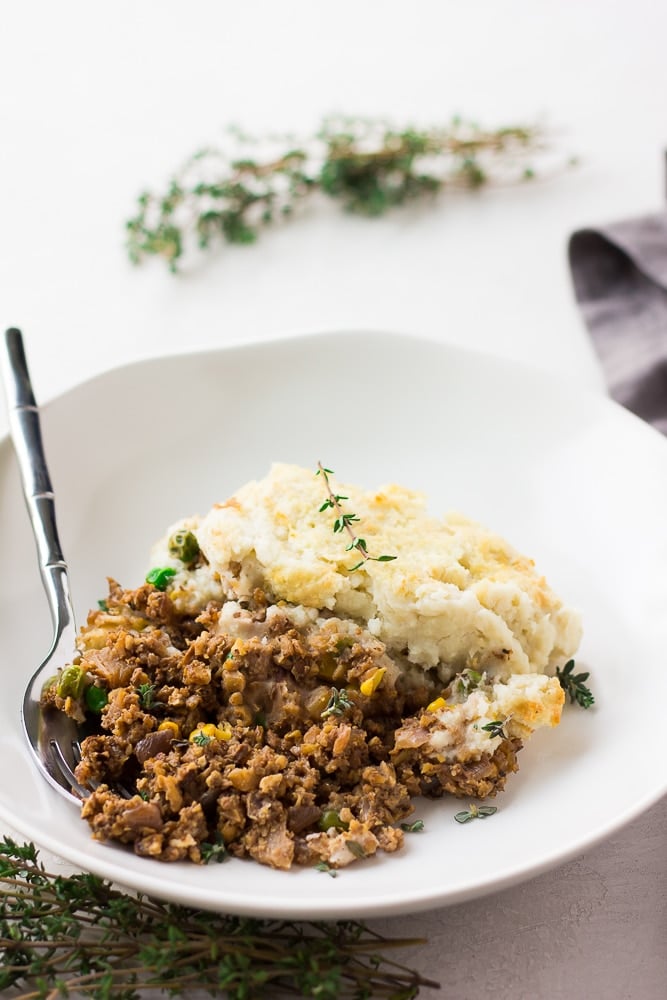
[43,579,524,870]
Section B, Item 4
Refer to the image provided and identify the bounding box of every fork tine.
[49,740,91,799]
[51,739,137,801]
[70,739,135,800]
[111,780,135,800]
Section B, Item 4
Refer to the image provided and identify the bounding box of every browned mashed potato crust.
[43,465,576,871]
[45,580,526,870]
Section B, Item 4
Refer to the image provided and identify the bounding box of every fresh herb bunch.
[556,659,595,709]
[127,114,545,271]
[0,838,438,999]
[317,463,397,571]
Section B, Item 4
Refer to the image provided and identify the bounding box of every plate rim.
[1,328,666,918]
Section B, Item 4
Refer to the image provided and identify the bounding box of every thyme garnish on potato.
[0,838,438,998]
[316,463,397,571]
[127,114,548,271]
[480,718,510,739]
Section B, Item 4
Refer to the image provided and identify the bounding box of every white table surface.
[1,2,665,997]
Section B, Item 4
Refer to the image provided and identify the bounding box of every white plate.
[1,331,666,919]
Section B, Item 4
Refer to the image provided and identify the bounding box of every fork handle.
[1,328,76,641]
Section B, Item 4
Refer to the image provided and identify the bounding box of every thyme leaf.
[454,803,498,824]
[0,837,439,997]
[400,820,425,833]
[314,860,338,878]
[317,463,397,571]
[321,686,354,719]
[137,682,157,710]
[455,668,485,696]
[556,659,595,709]
[480,718,509,740]
[191,730,213,746]
[200,833,228,865]
[346,840,367,860]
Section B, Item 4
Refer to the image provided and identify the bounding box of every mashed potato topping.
[45,463,581,870]
[154,463,582,681]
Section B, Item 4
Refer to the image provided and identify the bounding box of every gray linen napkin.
[568,210,667,434]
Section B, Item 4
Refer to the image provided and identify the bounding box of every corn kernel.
[223,672,246,693]
[426,697,447,713]
[189,724,210,742]
[360,667,386,697]
[220,822,238,843]
[229,638,249,659]
[233,706,254,727]
[228,767,258,792]
[158,720,180,737]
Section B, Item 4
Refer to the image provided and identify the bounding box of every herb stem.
[316,463,397,571]
[0,838,437,999]
[127,114,551,270]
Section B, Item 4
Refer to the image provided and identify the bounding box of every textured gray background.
[375,795,667,999]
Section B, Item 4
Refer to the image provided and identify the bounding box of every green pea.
[167,529,200,565]
[318,810,349,832]
[85,685,108,714]
[56,666,86,700]
[145,567,177,591]
[86,684,109,715]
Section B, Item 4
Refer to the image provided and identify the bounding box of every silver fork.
[1,328,97,802]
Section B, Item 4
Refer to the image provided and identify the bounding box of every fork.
[1,328,99,802]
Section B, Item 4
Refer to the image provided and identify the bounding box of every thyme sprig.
[455,668,485,697]
[137,682,157,710]
[315,860,338,878]
[557,659,595,709]
[454,804,498,824]
[321,686,354,719]
[317,464,397,571]
[400,820,425,834]
[480,718,510,740]
[191,730,213,746]
[200,833,228,865]
[127,114,548,271]
[0,838,438,999]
